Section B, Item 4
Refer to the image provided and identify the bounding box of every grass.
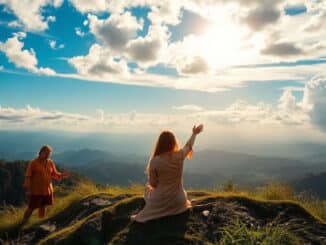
[201,181,326,223]
[0,181,143,235]
[38,195,144,245]
[249,182,326,223]
[220,219,302,245]
[0,180,324,243]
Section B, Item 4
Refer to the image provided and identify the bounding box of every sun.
[187,11,262,70]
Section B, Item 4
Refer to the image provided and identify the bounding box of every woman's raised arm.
[181,124,204,158]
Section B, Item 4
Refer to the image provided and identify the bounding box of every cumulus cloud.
[0,0,62,31]
[1,77,326,133]
[178,56,209,75]
[301,76,326,131]
[88,12,142,51]
[0,33,55,75]
[125,25,169,67]
[303,1,326,32]
[69,0,108,13]
[148,1,183,25]
[68,44,129,77]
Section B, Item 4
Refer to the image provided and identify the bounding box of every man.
[21,145,69,226]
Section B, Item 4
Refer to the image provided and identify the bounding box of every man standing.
[21,145,69,226]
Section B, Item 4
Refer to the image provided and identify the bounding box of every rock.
[33,222,56,242]
[3,194,326,244]
[202,210,210,217]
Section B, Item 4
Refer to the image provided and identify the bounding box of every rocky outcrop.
[2,192,325,244]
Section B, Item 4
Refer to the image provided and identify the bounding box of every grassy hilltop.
[0,178,325,244]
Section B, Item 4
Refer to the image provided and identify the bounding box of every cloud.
[172,105,204,111]
[261,42,304,57]
[68,44,129,77]
[47,16,56,22]
[7,20,23,28]
[0,33,55,75]
[0,104,90,129]
[301,76,326,131]
[242,5,281,30]
[0,0,62,31]
[178,56,209,75]
[125,25,169,67]
[88,12,142,51]
[49,40,64,49]
[1,76,326,135]
[75,27,86,37]
[69,0,108,13]
[303,2,326,32]
[148,1,183,25]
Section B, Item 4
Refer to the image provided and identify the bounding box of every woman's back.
[131,125,203,223]
[151,150,184,187]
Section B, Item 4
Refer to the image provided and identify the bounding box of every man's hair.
[39,145,53,155]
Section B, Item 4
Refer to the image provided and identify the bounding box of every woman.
[131,124,204,223]
[21,145,70,226]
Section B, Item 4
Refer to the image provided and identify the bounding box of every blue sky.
[0,0,326,143]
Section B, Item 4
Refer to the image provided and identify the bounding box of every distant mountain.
[185,150,326,185]
[52,148,148,167]
[62,149,326,189]
[294,172,326,199]
[53,149,115,167]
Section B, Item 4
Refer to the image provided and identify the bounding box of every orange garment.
[131,145,192,223]
[23,158,61,195]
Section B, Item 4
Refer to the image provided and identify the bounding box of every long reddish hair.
[146,131,179,175]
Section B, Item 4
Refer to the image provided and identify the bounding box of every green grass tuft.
[220,219,302,245]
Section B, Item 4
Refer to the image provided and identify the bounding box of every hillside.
[1,191,325,244]
[294,172,326,199]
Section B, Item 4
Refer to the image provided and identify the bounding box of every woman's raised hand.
[192,124,204,135]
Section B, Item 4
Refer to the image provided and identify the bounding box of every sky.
[0,0,326,146]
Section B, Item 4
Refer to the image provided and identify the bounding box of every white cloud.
[1,77,326,136]
[125,25,169,67]
[0,0,59,31]
[301,76,326,131]
[49,40,64,50]
[88,12,142,51]
[148,0,183,25]
[172,105,204,111]
[53,0,63,8]
[47,16,56,22]
[69,0,108,13]
[178,56,209,75]
[75,27,86,37]
[7,20,23,28]
[49,40,56,49]
[68,44,129,77]
[0,33,55,75]
[1,0,325,94]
